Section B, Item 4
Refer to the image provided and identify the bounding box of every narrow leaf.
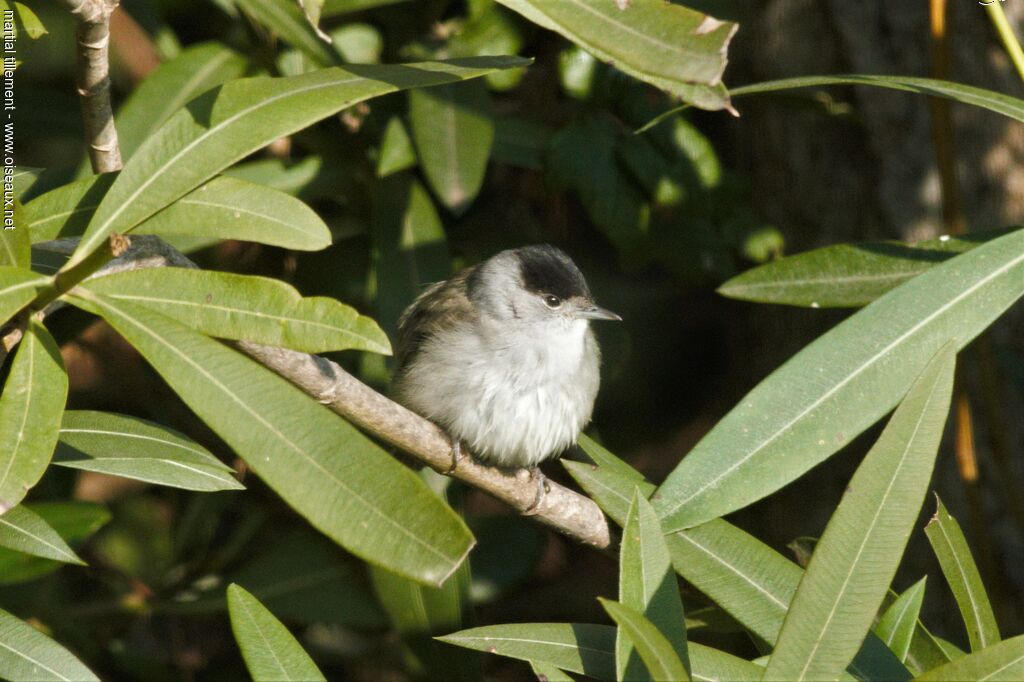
[84,268,391,355]
[876,578,927,663]
[227,583,327,681]
[763,344,956,681]
[564,459,909,681]
[234,0,339,66]
[641,74,1024,132]
[437,623,616,681]
[54,410,243,492]
[718,229,1009,308]
[654,228,1024,531]
[618,491,688,680]
[115,42,250,160]
[27,174,331,251]
[377,116,417,177]
[409,79,493,213]
[496,0,736,111]
[1,198,29,267]
[0,268,48,325]
[925,496,1001,651]
[600,599,689,681]
[0,608,98,681]
[578,433,645,483]
[0,321,67,511]
[530,661,573,682]
[916,634,1024,681]
[65,56,529,269]
[0,502,109,585]
[70,290,473,585]
[0,505,83,565]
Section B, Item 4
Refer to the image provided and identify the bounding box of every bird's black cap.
[515,245,591,300]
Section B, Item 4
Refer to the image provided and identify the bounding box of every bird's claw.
[446,439,464,474]
[523,468,547,515]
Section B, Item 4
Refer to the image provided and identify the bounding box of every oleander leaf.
[227,584,327,681]
[0,608,99,681]
[916,634,1024,681]
[63,56,530,270]
[718,229,1010,308]
[0,321,67,511]
[116,42,250,159]
[0,502,110,585]
[763,345,955,681]
[654,228,1024,531]
[600,599,689,682]
[617,491,689,681]
[408,79,493,213]
[0,268,48,326]
[0,505,83,565]
[84,268,390,355]
[0,199,29,268]
[26,174,331,251]
[377,116,417,177]
[876,578,927,664]
[495,0,736,111]
[69,289,474,585]
[54,410,243,492]
[925,496,1001,651]
[234,0,339,66]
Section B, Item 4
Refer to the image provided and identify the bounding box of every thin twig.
[56,0,123,173]
[983,1,1024,83]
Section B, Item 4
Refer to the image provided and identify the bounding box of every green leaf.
[115,42,250,160]
[369,471,480,681]
[1,199,30,267]
[925,496,1001,651]
[409,79,494,214]
[4,2,47,40]
[27,174,331,251]
[321,0,410,15]
[641,74,1024,132]
[876,578,927,664]
[495,0,736,111]
[438,623,616,681]
[69,290,473,585]
[64,56,530,270]
[564,460,909,681]
[0,268,48,325]
[654,227,1024,531]
[0,505,83,565]
[227,583,327,681]
[600,599,689,682]
[54,410,243,492]
[763,344,956,681]
[83,268,391,355]
[234,0,339,66]
[916,634,1024,681]
[0,502,109,585]
[377,116,417,178]
[617,491,689,681]
[578,433,645,483]
[0,608,98,681]
[372,173,450,340]
[529,661,573,682]
[0,321,67,511]
[718,229,1009,308]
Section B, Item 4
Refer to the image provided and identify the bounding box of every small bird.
[392,245,620,508]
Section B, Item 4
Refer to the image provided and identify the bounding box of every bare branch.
[38,236,614,551]
[56,0,123,173]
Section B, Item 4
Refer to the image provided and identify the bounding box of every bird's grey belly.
[394,331,599,468]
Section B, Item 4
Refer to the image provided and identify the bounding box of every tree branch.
[37,236,614,551]
[57,0,123,173]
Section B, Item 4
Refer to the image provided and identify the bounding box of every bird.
[391,244,620,510]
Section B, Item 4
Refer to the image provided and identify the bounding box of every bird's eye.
[543,294,562,308]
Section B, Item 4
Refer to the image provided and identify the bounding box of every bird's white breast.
[394,318,600,468]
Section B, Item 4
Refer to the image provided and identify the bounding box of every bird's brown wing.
[395,267,478,373]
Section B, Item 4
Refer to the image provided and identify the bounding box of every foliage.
[7,0,1024,679]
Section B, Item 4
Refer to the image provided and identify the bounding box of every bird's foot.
[446,439,465,474]
[523,467,548,516]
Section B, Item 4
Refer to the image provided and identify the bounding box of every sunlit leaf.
[0,502,109,585]
[654,228,1024,531]
[0,608,98,681]
[916,634,1024,681]
[925,496,1001,651]
[54,410,243,492]
[227,583,326,681]
[601,599,689,682]
[876,578,927,664]
[764,345,955,681]
[0,505,83,565]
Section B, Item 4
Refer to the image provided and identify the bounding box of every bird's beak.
[578,305,622,322]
